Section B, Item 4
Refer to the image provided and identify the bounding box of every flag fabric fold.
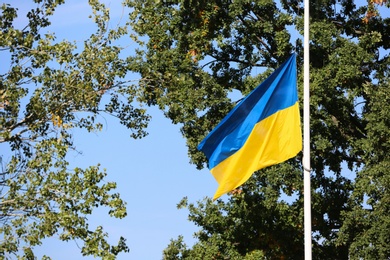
[198,53,302,200]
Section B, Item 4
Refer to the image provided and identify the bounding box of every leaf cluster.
[125,0,390,259]
[0,1,148,258]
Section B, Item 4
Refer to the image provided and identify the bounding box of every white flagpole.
[303,0,312,259]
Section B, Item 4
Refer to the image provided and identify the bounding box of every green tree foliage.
[0,1,150,258]
[124,0,390,258]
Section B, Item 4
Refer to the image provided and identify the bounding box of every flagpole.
[303,0,312,259]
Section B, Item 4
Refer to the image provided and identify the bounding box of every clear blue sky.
[9,1,217,259]
[35,106,216,260]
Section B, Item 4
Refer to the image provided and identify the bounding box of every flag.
[198,54,302,200]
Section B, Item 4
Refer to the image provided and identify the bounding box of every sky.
[5,1,217,259]
[3,1,390,259]
[35,106,216,260]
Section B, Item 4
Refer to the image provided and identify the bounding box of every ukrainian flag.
[198,54,302,200]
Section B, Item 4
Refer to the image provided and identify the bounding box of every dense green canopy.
[124,0,390,259]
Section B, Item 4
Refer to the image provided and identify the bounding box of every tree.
[0,1,150,258]
[125,0,390,259]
